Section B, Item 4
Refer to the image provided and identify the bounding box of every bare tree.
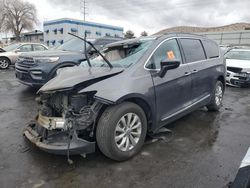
[0,0,5,31]
[1,0,38,41]
[124,30,135,39]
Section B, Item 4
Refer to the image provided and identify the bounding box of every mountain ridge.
[155,23,250,35]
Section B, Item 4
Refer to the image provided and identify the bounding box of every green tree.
[124,30,135,39]
[141,31,148,37]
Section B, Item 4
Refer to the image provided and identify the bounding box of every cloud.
[45,0,250,35]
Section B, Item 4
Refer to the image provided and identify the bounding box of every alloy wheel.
[0,59,9,69]
[215,84,223,106]
[115,113,142,152]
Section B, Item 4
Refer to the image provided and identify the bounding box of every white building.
[43,18,124,47]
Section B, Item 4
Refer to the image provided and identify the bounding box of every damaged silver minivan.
[24,33,226,161]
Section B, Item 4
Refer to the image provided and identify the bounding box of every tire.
[0,57,10,69]
[207,80,224,111]
[96,102,147,161]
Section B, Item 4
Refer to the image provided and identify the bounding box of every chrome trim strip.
[161,94,211,121]
[144,36,221,71]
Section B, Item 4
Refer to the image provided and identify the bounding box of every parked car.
[0,43,48,69]
[15,37,121,87]
[23,34,226,161]
[225,48,250,87]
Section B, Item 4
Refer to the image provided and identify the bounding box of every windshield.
[56,38,94,52]
[80,39,153,68]
[3,43,20,52]
[226,50,250,61]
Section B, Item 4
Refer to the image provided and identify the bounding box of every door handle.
[192,69,199,73]
[184,72,191,76]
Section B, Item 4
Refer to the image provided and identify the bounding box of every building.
[197,30,250,46]
[43,18,124,47]
[1,30,44,45]
[19,30,44,43]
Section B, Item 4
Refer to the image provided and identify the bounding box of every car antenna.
[68,32,113,68]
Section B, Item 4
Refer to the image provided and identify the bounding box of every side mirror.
[15,49,21,53]
[158,59,180,78]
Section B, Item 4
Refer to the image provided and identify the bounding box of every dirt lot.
[0,68,250,188]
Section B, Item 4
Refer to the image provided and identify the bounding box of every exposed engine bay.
[23,90,105,161]
[36,90,103,137]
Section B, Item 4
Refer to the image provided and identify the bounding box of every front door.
[146,39,192,127]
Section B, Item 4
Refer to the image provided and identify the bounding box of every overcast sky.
[24,0,250,36]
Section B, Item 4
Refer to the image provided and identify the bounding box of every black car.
[15,37,121,87]
[24,33,226,161]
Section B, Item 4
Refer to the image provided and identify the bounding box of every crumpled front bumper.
[23,120,96,155]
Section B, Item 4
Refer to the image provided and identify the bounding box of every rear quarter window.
[179,38,206,63]
[202,40,219,59]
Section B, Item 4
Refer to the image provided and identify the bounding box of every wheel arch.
[0,56,11,63]
[116,95,153,131]
[217,75,226,90]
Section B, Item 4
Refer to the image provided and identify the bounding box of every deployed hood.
[20,49,83,57]
[39,66,124,93]
[226,59,250,73]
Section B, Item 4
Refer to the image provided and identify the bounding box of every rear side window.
[202,40,219,58]
[33,44,47,51]
[179,39,206,63]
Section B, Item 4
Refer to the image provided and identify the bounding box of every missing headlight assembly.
[24,90,104,159]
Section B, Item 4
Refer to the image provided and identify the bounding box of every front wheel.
[96,102,147,161]
[207,80,224,111]
[0,57,10,69]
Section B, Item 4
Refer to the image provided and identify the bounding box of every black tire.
[207,80,224,111]
[0,57,10,69]
[96,102,147,161]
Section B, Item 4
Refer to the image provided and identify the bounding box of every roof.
[43,18,124,32]
[21,30,43,36]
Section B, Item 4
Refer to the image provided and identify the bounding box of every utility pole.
[80,0,87,22]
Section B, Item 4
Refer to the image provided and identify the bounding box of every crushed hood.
[38,66,124,93]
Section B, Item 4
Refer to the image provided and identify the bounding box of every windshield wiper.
[68,32,113,68]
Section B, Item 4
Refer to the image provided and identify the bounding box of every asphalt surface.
[0,68,250,188]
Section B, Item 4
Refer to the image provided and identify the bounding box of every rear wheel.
[207,80,224,111]
[96,102,147,161]
[0,57,10,69]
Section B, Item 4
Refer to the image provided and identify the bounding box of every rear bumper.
[24,121,95,155]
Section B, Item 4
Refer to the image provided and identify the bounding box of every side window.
[18,44,33,52]
[179,39,206,63]
[202,40,219,59]
[33,44,46,51]
[146,39,182,69]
